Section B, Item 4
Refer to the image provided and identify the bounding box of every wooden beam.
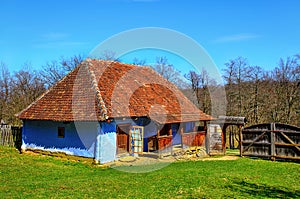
[239,125,243,157]
[222,124,228,153]
[279,131,300,153]
[275,142,300,147]
[270,123,276,159]
[274,155,300,160]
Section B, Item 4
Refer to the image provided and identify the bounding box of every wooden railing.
[182,131,206,147]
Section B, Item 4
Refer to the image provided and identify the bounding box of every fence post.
[270,123,276,161]
[205,125,210,155]
[239,125,243,157]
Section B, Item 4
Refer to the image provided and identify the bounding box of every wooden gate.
[241,123,300,161]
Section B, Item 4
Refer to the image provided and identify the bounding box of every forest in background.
[0,53,299,127]
[185,55,300,127]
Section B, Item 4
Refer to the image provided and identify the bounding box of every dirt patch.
[22,148,239,168]
[105,154,240,168]
[200,155,239,161]
[22,149,94,165]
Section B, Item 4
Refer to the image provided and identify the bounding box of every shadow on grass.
[226,179,300,198]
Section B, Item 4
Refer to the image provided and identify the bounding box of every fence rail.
[241,123,300,161]
[0,125,22,150]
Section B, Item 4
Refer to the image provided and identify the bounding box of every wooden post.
[239,125,243,157]
[168,124,173,156]
[180,127,183,149]
[222,124,228,154]
[156,124,161,158]
[270,123,276,161]
[205,123,210,155]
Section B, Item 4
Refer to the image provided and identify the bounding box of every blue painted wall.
[22,120,99,158]
[95,121,117,163]
[22,118,195,162]
[172,123,181,145]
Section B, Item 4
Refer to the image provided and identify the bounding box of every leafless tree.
[0,63,45,125]
[99,50,119,61]
[151,56,187,88]
[184,69,211,114]
[223,57,248,116]
[222,55,300,127]
[270,56,300,124]
[0,62,11,123]
[242,65,264,124]
[41,54,84,88]
[60,54,84,71]
[132,58,146,66]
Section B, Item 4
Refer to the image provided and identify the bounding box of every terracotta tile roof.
[17,59,213,123]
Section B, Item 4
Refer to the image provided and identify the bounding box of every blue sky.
[1,0,300,74]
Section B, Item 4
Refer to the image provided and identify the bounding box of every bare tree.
[99,50,119,61]
[151,56,187,88]
[60,54,84,71]
[222,54,300,127]
[132,57,146,66]
[0,62,11,123]
[184,69,211,114]
[223,57,248,116]
[245,65,264,124]
[41,54,84,88]
[2,63,45,125]
[270,56,300,124]
[153,57,175,81]
[184,70,201,105]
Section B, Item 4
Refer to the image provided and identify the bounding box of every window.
[58,127,65,138]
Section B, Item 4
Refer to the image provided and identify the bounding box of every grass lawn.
[1,146,299,198]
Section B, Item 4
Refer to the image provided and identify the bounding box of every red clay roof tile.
[17,59,213,123]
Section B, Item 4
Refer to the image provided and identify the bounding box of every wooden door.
[130,126,144,154]
[116,124,130,154]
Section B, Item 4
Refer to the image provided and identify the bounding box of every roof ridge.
[84,59,108,120]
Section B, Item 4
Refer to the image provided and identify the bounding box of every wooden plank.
[242,131,267,153]
[242,141,271,145]
[273,130,299,134]
[239,125,243,157]
[270,123,276,159]
[242,153,271,158]
[244,129,299,133]
[275,142,300,147]
[279,131,300,153]
[205,126,210,155]
[275,155,300,160]
[243,129,273,133]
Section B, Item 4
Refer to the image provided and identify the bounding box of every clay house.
[17,59,212,163]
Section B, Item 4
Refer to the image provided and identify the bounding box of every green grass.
[1,146,299,198]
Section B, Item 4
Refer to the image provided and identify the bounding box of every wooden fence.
[0,125,22,150]
[241,123,300,161]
